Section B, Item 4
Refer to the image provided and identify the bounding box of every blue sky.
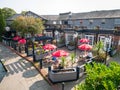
[0,0,120,15]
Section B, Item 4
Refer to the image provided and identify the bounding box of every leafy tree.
[11,16,45,37]
[2,7,16,19]
[21,11,27,15]
[74,62,120,90]
[0,8,6,41]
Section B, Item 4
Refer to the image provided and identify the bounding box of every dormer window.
[80,20,83,24]
[89,20,93,24]
[101,19,105,24]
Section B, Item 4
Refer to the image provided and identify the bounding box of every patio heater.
[105,35,110,65]
[55,30,59,47]
[73,32,78,57]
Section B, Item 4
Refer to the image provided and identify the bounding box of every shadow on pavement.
[23,69,39,78]
[5,60,33,76]
[29,80,53,90]
[0,62,7,82]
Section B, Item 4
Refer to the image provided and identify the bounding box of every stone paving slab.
[0,44,53,90]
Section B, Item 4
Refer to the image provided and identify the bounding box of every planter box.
[48,68,78,83]
[57,43,65,48]
[27,50,33,56]
[35,52,48,61]
[109,50,117,57]
[67,45,75,50]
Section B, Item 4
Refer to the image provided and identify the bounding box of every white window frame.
[85,35,94,45]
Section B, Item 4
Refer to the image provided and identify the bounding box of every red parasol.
[43,44,57,50]
[78,44,92,51]
[18,39,26,44]
[13,36,21,41]
[52,50,69,57]
[79,38,90,43]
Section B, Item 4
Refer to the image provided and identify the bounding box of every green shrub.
[74,62,120,90]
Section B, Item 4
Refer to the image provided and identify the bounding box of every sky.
[0,0,120,15]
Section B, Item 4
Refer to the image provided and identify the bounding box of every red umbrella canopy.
[52,50,69,57]
[43,44,57,50]
[18,39,26,44]
[78,44,92,51]
[79,38,90,43]
[13,36,21,41]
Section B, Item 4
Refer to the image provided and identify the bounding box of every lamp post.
[55,30,59,47]
[73,32,78,57]
[5,26,10,46]
[43,30,46,45]
[105,36,110,65]
[31,37,36,62]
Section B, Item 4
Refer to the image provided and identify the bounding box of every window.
[115,19,120,24]
[80,20,83,24]
[99,36,112,51]
[85,35,94,45]
[89,20,93,24]
[53,21,56,24]
[101,19,105,24]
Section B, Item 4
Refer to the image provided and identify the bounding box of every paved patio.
[0,44,53,90]
[0,43,119,90]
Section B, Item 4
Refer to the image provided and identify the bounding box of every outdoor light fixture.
[44,30,46,36]
[31,37,35,62]
[5,26,10,31]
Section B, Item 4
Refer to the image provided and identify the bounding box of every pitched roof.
[57,9,120,20]
[25,11,47,20]
[72,9,120,19]
[6,14,22,21]
[40,15,59,20]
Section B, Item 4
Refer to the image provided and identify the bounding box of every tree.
[21,11,27,15]
[0,8,6,41]
[11,16,45,36]
[2,7,16,19]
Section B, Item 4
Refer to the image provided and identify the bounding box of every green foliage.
[75,62,120,90]
[0,8,6,41]
[2,7,16,19]
[11,16,45,37]
[69,41,75,46]
[61,56,66,68]
[70,53,75,66]
[92,41,106,62]
[21,11,27,15]
[93,41,104,55]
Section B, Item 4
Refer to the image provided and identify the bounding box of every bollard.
[39,59,42,69]
[76,66,80,80]
[62,82,65,90]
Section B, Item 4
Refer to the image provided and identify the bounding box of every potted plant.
[60,56,66,68]
[92,41,106,63]
[67,41,75,50]
[109,46,117,57]
[57,38,65,48]
[70,53,76,67]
